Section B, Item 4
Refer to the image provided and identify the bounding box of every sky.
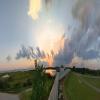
[0,0,35,70]
[0,0,100,71]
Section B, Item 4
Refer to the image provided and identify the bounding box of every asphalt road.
[0,93,19,100]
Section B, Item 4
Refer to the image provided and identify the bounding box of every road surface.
[0,93,19,100]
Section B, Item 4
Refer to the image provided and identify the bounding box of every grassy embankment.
[20,77,53,100]
[0,71,33,93]
[64,72,100,100]
[0,70,54,100]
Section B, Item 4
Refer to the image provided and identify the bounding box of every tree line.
[71,66,100,76]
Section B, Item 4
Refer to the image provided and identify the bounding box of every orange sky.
[0,59,34,70]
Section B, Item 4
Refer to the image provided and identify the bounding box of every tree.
[72,66,76,71]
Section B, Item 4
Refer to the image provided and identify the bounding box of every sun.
[35,19,65,54]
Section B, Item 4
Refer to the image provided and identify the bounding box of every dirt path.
[0,93,19,100]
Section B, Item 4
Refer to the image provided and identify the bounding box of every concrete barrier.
[48,72,59,100]
[48,69,70,100]
[59,69,70,80]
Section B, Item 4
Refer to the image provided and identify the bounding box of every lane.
[0,93,19,100]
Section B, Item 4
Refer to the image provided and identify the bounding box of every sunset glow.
[35,21,65,65]
[0,0,100,70]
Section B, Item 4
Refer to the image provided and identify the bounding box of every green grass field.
[82,75,100,89]
[64,72,100,100]
[0,70,33,93]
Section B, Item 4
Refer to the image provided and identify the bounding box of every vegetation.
[20,90,32,100]
[71,66,100,76]
[31,65,54,100]
[64,72,100,100]
[0,70,33,93]
[0,65,54,100]
[82,75,100,89]
[20,75,53,100]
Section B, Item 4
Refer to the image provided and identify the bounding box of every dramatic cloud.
[28,0,53,20]
[53,0,100,67]
[17,0,100,68]
[16,45,47,60]
[28,0,42,20]
[71,56,100,69]
[44,0,52,11]
[16,45,31,60]
[16,32,66,66]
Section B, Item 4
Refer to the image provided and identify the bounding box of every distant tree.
[72,66,76,71]
[26,79,32,86]
[61,65,64,68]
[0,79,9,89]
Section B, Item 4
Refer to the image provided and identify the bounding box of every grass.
[20,77,54,100]
[20,90,32,100]
[64,72,100,100]
[0,70,33,93]
[0,69,54,100]
[82,75,100,89]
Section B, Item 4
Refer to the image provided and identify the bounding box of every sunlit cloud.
[28,0,42,20]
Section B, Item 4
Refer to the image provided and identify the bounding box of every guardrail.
[59,69,70,80]
[48,72,59,100]
[48,69,70,100]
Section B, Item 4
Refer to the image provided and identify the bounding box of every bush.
[31,65,49,100]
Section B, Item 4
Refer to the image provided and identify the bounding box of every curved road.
[0,93,19,100]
